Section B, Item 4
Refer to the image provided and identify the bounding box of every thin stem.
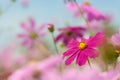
[1,1,15,16]
[51,33,59,54]
[87,58,92,68]
[73,1,93,34]
[34,40,51,57]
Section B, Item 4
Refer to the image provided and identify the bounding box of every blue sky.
[0,0,120,47]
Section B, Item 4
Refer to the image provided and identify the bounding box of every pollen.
[30,32,38,39]
[78,42,87,50]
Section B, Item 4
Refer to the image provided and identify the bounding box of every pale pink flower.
[18,17,45,48]
[9,55,62,80]
[111,30,120,47]
[67,2,105,22]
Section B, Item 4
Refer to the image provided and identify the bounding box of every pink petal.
[66,3,77,11]
[0,49,12,69]
[37,24,46,31]
[67,39,79,48]
[87,32,106,47]
[29,17,35,28]
[84,48,99,58]
[74,10,81,17]
[63,48,78,57]
[21,0,29,6]
[67,3,82,18]
[111,33,120,46]
[38,32,46,36]
[17,34,28,38]
[21,39,30,46]
[37,55,62,72]
[20,23,30,32]
[55,33,64,42]
[21,38,33,48]
[65,51,78,65]
[27,40,34,48]
[82,4,105,21]
[76,51,88,66]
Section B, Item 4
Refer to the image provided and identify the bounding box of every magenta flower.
[55,26,86,46]
[67,2,105,22]
[18,17,45,48]
[111,30,120,47]
[63,32,106,66]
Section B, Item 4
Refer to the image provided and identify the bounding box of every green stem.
[51,33,59,54]
[74,1,94,35]
[87,58,92,68]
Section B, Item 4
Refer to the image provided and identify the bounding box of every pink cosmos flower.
[18,17,45,48]
[9,55,62,80]
[55,26,86,46]
[111,30,120,47]
[62,68,82,80]
[63,32,106,66]
[0,45,26,80]
[67,2,105,22]
[79,68,119,80]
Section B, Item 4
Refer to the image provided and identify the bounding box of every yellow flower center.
[30,32,38,39]
[78,42,87,50]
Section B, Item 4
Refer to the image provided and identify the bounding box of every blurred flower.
[63,32,106,66]
[0,45,26,80]
[62,68,81,80]
[55,26,86,46]
[41,70,61,80]
[80,68,120,80]
[18,17,45,48]
[67,2,105,22]
[9,55,62,80]
[111,30,120,47]
[63,67,120,80]
[21,0,29,7]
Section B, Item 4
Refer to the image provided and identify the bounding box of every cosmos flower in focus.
[111,30,120,47]
[67,2,105,22]
[18,17,45,48]
[55,26,86,46]
[63,32,106,66]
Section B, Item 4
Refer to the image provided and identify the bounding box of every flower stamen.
[78,42,87,50]
[29,32,38,39]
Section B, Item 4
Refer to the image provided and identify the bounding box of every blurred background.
[0,0,120,47]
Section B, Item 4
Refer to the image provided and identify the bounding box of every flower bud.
[47,24,54,33]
